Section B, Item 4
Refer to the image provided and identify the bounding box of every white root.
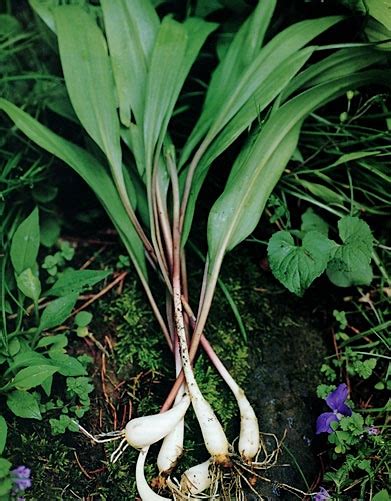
[180,458,212,495]
[125,394,190,449]
[136,447,172,501]
[173,287,230,464]
[157,415,185,475]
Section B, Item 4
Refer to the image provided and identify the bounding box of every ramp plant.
[1,0,390,498]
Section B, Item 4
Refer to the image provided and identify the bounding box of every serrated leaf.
[39,294,78,331]
[7,390,42,420]
[10,208,40,274]
[0,416,7,455]
[327,216,374,287]
[16,268,41,302]
[268,231,334,296]
[9,365,58,390]
[46,269,110,297]
[48,352,86,377]
[301,208,329,235]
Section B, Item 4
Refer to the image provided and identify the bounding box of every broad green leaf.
[301,208,329,235]
[372,490,390,501]
[143,17,187,171]
[144,16,217,172]
[8,339,20,357]
[37,334,68,349]
[268,231,334,296]
[7,352,48,373]
[54,6,122,177]
[180,48,313,246]
[10,365,58,391]
[16,268,41,302]
[39,294,78,331]
[181,15,342,167]
[327,216,374,287]
[48,352,87,377]
[10,208,40,274]
[75,311,92,328]
[40,215,61,247]
[0,416,6,454]
[281,47,386,102]
[28,0,57,32]
[0,458,11,478]
[7,390,42,420]
[366,0,391,30]
[101,0,159,125]
[207,70,391,273]
[41,375,53,396]
[46,269,110,297]
[0,99,147,278]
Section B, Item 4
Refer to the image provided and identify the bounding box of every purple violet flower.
[314,486,331,500]
[316,384,352,434]
[11,466,32,493]
[366,425,380,435]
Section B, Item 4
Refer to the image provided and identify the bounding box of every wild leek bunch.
[1,0,390,498]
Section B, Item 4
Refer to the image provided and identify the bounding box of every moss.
[8,245,328,499]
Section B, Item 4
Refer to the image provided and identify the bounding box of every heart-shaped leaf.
[268,230,334,296]
[326,216,374,287]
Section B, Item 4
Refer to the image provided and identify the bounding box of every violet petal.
[316,412,339,434]
[325,383,349,413]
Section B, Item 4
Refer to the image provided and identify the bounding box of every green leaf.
[7,352,48,374]
[366,0,391,31]
[144,16,217,170]
[6,391,42,420]
[16,268,41,302]
[37,334,68,349]
[268,231,334,296]
[48,352,87,377]
[301,208,329,235]
[0,99,147,279]
[0,416,7,455]
[41,375,53,396]
[8,338,20,357]
[10,208,40,274]
[40,215,61,248]
[101,0,159,125]
[39,294,78,331]
[75,311,92,328]
[54,6,122,176]
[327,216,374,287]
[0,458,11,478]
[372,489,390,501]
[9,365,58,390]
[46,269,110,297]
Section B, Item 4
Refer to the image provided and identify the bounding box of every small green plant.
[267,210,374,296]
[0,208,109,484]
